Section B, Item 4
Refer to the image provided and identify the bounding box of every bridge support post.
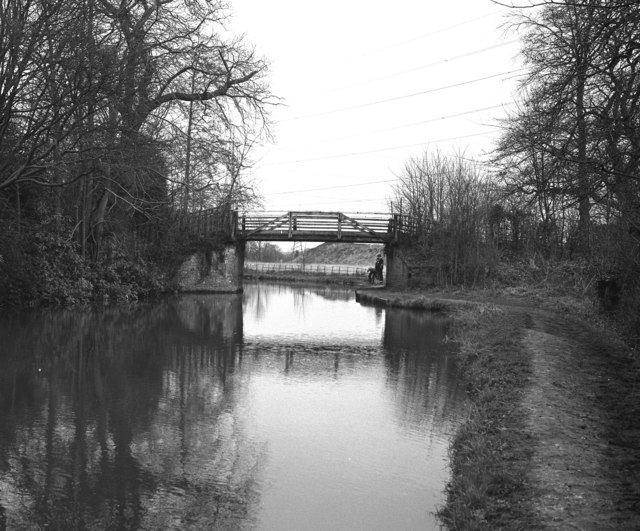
[174,241,245,293]
[384,244,409,289]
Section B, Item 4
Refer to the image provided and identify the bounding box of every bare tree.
[493,0,640,329]
[0,0,106,193]
[83,0,271,254]
[390,150,495,285]
[0,0,272,258]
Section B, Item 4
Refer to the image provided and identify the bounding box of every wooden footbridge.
[185,208,416,243]
[177,207,417,292]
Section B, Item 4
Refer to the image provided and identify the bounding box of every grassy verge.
[437,304,534,530]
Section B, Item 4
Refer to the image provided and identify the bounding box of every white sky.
[229,0,523,215]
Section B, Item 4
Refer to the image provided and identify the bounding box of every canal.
[0,282,464,530]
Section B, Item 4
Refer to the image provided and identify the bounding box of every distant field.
[292,242,383,266]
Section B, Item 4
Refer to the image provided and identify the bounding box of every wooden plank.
[246,230,389,243]
[230,210,417,242]
[243,212,290,237]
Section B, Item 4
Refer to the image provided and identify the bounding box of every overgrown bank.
[0,211,229,308]
[0,218,160,307]
[356,288,640,530]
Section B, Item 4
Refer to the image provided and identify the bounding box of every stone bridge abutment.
[384,244,409,289]
[174,242,245,293]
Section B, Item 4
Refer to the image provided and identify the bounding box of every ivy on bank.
[0,216,167,308]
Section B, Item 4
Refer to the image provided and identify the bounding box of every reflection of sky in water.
[243,370,449,531]
[243,283,385,345]
[238,283,459,531]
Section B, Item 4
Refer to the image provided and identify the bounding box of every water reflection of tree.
[242,282,353,316]
[292,288,308,321]
[243,283,311,322]
[243,283,267,322]
[0,296,263,530]
[382,309,464,434]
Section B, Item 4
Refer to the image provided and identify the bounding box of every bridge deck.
[236,211,401,243]
[182,209,416,243]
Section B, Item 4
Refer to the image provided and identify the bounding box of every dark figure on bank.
[367,267,376,283]
[375,254,384,282]
[596,273,620,312]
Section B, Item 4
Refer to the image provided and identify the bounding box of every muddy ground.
[514,307,640,529]
[356,289,640,529]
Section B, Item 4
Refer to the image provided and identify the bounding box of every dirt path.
[519,310,640,529]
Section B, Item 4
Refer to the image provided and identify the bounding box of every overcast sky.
[229,0,523,215]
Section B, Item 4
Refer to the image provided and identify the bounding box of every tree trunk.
[576,70,591,257]
[91,180,110,259]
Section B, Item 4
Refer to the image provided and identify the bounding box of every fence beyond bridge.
[245,261,373,277]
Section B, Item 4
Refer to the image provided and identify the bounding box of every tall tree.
[85,0,270,254]
[495,0,640,330]
[0,0,272,258]
[502,2,606,253]
[390,150,493,285]
[0,0,102,192]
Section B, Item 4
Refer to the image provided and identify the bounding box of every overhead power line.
[278,102,517,150]
[338,11,505,64]
[322,39,521,94]
[268,197,391,210]
[262,153,489,198]
[263,178,397,196]
[292,12,506,76]
[263,131,495,166]
[281,69,526,121]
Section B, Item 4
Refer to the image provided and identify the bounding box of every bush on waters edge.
[0,238,166,309]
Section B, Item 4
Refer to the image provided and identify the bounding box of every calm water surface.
[0,283,463,530]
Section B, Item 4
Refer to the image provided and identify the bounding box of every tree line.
[0,0,271,305]
[390,0,640,333]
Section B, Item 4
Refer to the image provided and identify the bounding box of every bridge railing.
[180,207,420,241]
[235,211,416,241]
[180,204,233,236]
